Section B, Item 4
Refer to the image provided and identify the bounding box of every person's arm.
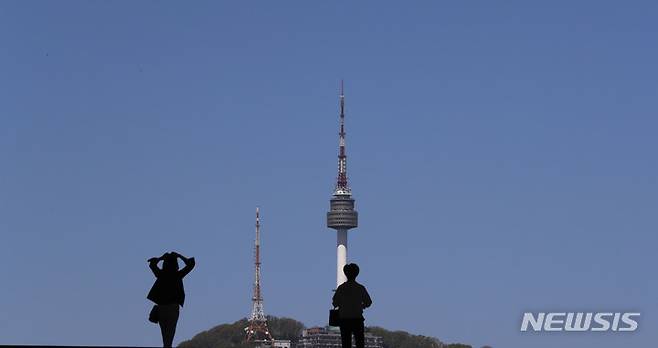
[332,286,342,308]
[173,252,196,278]
[362,286,372,309]
[148,256,163,277]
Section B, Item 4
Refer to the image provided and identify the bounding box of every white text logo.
[520,312,640,332]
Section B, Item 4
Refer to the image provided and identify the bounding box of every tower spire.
[245,207,273,342]
[335,80,350,195]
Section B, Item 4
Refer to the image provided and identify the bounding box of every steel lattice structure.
[245,208,273,342]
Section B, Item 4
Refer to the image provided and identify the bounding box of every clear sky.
[1,2,657,348]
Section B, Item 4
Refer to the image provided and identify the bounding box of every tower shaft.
[336,229,348,286]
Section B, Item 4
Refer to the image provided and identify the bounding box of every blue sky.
[1,2,657,347]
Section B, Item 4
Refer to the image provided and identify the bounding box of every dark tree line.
[368,326,471,348]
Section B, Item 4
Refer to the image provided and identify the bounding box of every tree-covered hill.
[178,316,304,348]
[178,316,472,348]
[368,326,455,348]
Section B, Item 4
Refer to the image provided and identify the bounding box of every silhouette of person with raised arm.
[147,251,195,347]
[332,263,372,348]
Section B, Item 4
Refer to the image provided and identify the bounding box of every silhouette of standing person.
[147,252,195,347]
[332,263,372,348]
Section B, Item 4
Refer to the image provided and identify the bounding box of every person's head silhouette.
[162,253,179,273]
[343,263,360,281]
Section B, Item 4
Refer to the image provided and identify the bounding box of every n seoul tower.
[327,81,359,288]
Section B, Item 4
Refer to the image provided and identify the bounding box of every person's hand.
[171,251,182,258]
